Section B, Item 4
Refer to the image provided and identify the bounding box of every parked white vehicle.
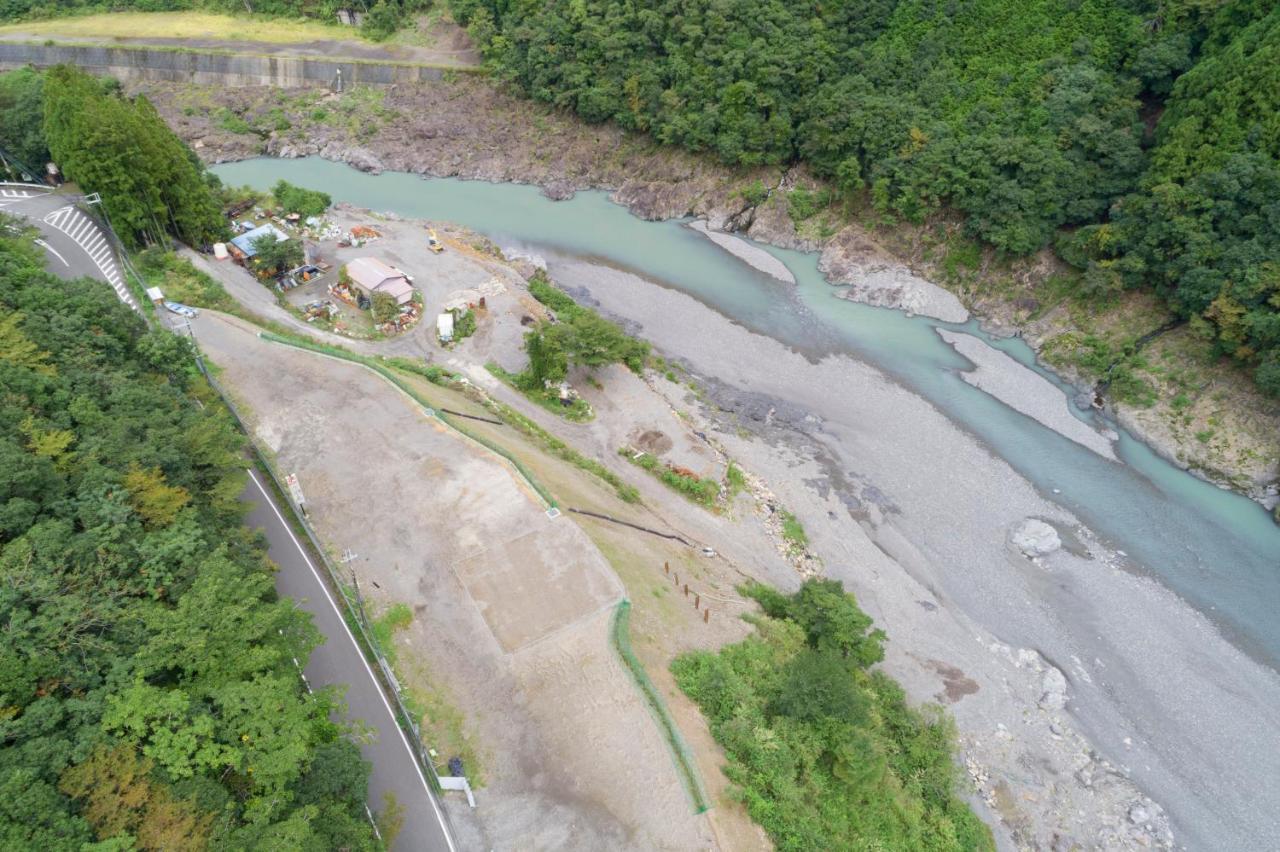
[163,301,198,319]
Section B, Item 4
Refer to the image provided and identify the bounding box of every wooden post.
[704,608,710,623]
[664,561,669,574]
[694,594,700,610]
[683,584,689,597]
[674,573,679,586]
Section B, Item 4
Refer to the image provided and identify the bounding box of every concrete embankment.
[0,40,450,86]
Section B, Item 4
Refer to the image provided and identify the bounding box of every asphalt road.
[4,181,458,849]
[0,184,137,308]
[242,469,457,852]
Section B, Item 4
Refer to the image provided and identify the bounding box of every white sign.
[285,473,306,507]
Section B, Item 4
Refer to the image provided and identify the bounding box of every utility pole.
[341,548,368,629]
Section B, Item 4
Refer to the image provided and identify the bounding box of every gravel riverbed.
[546,253,1280,851]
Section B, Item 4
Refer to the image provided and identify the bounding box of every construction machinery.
[427,228,445,254]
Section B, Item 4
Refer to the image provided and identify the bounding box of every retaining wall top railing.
[0,40,460,86]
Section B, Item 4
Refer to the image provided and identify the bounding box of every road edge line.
[247,468,459,852]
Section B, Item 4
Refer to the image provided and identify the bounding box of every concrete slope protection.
[241,470,456,852]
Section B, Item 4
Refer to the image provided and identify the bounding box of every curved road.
[2,182,457,851]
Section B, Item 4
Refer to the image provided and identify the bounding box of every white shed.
[437,312,454,342]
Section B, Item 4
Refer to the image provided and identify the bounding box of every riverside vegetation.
[0,221,382,849]
[674,580,992,851]
[451,0,1280,401]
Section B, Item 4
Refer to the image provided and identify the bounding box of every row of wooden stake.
[665,561,710,623]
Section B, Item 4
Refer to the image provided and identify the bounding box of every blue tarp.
[230,224,288,257]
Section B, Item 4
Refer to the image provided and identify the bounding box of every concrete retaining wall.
[0,41,449,87]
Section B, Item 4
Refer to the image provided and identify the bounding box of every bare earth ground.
[186,211,1264,851]
[192,312,741,849]
[187,220,782,847]
[131,76,1280,504]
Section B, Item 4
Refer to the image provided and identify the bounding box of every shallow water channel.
[213,156,1280,671]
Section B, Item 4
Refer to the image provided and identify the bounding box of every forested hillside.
[1,65,225,248]
[0,223,381,849]
[452,0,1280,396]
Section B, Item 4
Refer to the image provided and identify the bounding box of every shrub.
[271,179,331,217]
[672,579,991,852]
[371,291,399,324]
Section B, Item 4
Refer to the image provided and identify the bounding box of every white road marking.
[41,205,137,311]
[35,239,69,267]
[246,469,458,852]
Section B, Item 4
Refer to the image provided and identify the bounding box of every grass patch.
[725,461,747,499]
[0,11,355,44]
[371,602,413,666]
[486,362,593,422]
[483,399,640,503]
[135,248,243,315]
[779,510,808,551]
[1041,331,1158,408]
[215,107,254,135]
[401,664,486,787]
[621,448,719,507]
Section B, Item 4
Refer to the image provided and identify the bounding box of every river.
[214,156,1280,671]
[212,157,1280,848]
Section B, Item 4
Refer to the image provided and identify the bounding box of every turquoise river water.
[213,157,1280,670]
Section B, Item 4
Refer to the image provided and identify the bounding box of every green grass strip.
[610,600,709,814]
[258,331,557,509]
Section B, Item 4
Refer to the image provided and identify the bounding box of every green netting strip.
[611,600,710,814]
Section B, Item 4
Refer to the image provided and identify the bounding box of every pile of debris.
[301,216,344,242]
[329,280,360,307]
[339,225,382,248]
[442,277,506,313]
[378,300,423,335]
[302,300,337,323]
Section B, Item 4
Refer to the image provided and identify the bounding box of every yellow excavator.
[427,228,444,254]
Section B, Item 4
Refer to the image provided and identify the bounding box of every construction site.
[182,208,811,850]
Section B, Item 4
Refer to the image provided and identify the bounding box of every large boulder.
[1010,518,1062,557]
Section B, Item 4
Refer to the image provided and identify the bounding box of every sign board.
[285,473,306,507]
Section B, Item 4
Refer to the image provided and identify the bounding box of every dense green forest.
[43,65,226,248]
[0,221,381,849]
[451,0,1280,396]
[1,65,226,248]
[673,579,991,851]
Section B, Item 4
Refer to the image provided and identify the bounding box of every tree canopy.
[454,0,1280,396]
[0,67,48,176]
[271,179,331,218]
[520,270,649,387]
[39,65,224,249]
[673,579,990,851]
[0,219,380,850]
[250,232,303,276]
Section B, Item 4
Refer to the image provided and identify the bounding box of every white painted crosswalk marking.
[41,205,138,312]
